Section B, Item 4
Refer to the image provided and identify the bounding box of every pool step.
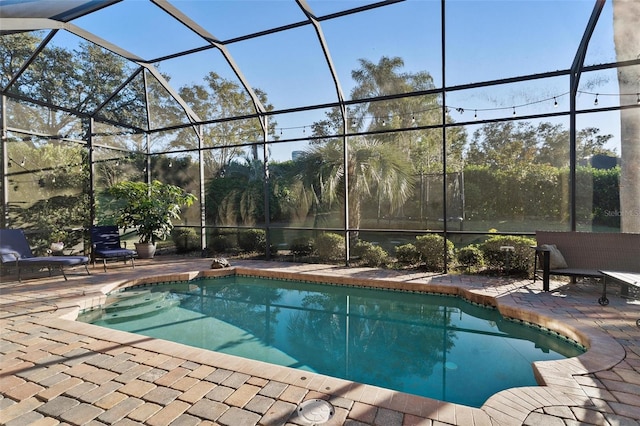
[106,291,167,312]
[102,297,179,323]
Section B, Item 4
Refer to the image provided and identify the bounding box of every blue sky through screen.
[69,0,624,161]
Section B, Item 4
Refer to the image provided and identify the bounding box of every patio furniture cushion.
[539,244,568,269]
[0,229,90,281]
[90,226,136,271]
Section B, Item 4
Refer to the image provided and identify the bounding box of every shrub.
[457,245,485,271]
[480,235,536,274]
[290,237,314,257]
[414,234,455,271]
[171,228,200,253]
[209,235,233,254]
[352,240,389,267]
[314,233,345,262]
[395,243,421,265]
[238,229,267,253]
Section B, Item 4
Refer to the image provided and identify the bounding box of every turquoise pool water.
[82,275,584,407]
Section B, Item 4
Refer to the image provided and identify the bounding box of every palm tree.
[298,137,414,234]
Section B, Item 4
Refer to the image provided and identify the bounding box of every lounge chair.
[0,229,90,281]
[90,225,136,271]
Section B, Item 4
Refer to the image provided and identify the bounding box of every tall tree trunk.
[613,0,640,232]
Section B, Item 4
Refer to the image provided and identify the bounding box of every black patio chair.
[90,225,136,272]
[0,229,90,281]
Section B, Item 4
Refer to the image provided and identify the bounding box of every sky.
[56,0,628,161]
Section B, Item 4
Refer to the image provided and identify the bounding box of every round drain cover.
[297,399,334,425]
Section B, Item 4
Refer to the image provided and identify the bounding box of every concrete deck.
[1,257,639,425]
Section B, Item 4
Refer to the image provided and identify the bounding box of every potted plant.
[49,229,68,253]
[107,180,197,258]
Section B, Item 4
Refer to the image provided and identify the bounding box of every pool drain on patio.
[296,399,334,425]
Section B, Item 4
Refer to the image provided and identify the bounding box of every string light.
[270,90,638,135]
[20,157,26,167]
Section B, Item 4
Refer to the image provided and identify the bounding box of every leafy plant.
[208,235,234,254]
[395,243,421,265]
[352,240,389,267]
[315,233,345,262]
[480,235,536,273]
[171,227,200,253]
[50,229,68,243]
[107,180,197,244]
[290,237,314,257]
[238,229,267,252]
[414,234,455,271]
[457,245,485,271]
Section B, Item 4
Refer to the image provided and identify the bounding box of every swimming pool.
[80,274,585,407]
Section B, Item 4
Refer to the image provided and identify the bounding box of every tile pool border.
[60,265,626,423]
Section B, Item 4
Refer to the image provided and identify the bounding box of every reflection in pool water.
[81,275,585,407]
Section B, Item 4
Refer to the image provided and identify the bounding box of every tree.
[613,0,640,232]
[173,72,277,176]
[466,122,538,170]
[1,34,137,138]
[306,56,475,232]
[298,137,414,233]
[467,122,614,169]
[205,156,266,226]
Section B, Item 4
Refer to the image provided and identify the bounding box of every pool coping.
[41,264,627,425]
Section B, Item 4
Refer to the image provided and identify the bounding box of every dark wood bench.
[533,231,640,303]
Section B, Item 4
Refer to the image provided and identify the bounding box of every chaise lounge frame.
[0,229,90,281]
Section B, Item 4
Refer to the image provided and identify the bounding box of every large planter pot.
[134,242,156,259]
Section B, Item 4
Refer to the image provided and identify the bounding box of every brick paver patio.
[1,257,639,425]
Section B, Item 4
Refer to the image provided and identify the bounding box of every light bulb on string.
[512,106,516,116]
[168,160,172,168]
[553,97,558,108]
[594,94,599,106]
[474,110,477,120]
[20,157,26,167]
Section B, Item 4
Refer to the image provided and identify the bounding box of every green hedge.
[464,165,619,226]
